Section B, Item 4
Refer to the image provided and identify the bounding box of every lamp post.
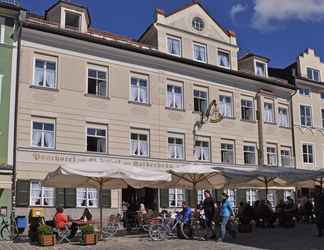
[191,99,224,207]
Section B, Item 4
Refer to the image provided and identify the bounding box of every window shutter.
[64,188,76,208]
[16,180,30,207]
[55,188,65,208]
[236,189,246,204]
[277,190,285,202]
[159,189,169,209]
[185,189,192,207]
[101,189,111,208]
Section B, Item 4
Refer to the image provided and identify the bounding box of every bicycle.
[0,215,10,241]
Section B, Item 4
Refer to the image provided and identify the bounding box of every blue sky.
[21,0,324,68]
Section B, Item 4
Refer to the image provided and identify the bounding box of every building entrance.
[122,187,158,211]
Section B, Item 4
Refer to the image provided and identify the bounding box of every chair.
[53,224,71,244]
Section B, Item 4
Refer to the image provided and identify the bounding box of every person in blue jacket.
[219,192,234,241]
[178,201,192,224]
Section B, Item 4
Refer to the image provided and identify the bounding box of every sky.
[21,0,324,68]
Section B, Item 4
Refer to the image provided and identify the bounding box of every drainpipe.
[288,74,298,169]
[256,91,264,167]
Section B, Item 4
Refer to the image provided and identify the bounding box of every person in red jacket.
[54,207,69,230]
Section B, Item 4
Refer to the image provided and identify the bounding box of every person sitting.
[80,208,92,222]
[136,203,148,225]
[54,207,69,230]
[178,201,192,224]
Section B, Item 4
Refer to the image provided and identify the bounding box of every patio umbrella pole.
[191,183,198,209]
[265,178,268,201]
[99,180,103,240]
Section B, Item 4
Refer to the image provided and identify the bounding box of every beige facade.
[12,1,299,217]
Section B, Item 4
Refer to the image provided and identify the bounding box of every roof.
[0,1,24,11]
[239,53,270,62]
[23,17,295,91]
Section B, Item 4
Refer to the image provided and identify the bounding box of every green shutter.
[159,189,169,209]
[64,188,76,208]
[236,189,247,205]
[101,189,111,208]
[185,189,192,207]
[16,180,30,207]
[55,188,65,208]
[277,190,285,202]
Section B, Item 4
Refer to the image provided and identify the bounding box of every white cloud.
[252,0,324,30]
[230,3,248,22]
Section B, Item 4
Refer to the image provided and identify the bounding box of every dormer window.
[65,11,81,31]
[192,17,204,31]
[218,50,230,69]
[255,61,267,77]
[307,67,320,82]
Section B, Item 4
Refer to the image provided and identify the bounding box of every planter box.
[83,233,96,245]
[39,235,55,246]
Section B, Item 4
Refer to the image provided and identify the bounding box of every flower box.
[83,233,96,245]
[39,234,55,246]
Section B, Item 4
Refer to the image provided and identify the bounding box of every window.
[130,130,149,157]
[307,67,320,82]
[244,144,256,165]
[32,120,55,149]
[86,126,107,153]
[281,148,292,167]
[264,102,274,123]
[246,189,257,206]
[192,17,204,31]
[322,109,324,128]
[30,181,54,207]
[77,188,98,208]
[167,36,181,56]
[224,188,236,208]
[218,50,230,68]
[193,88,208,112]
[87,66,108,97]
[255,61,267,77]
[0,17,4,44]
[267,191,275,208]
[302,144,314,164]
[219,95,233,118]
[278,107,289,128]
[241,99,254,121]
[169,188,184,208]
[266,146,277,166]
[166,83,183,109]
[130,75,148,104]
[193,43,207,63]
[197,190,205,204]
[284,191,294,202]
[168,133,184,160]
[221,142,234,164]
[65,11,81,31]
[194,139,210,161]
[320,92,324,100]
[300,105,312,127]
[34,59,57,88]
[299,88,310,96]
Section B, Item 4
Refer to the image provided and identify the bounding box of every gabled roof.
[239,53,270,63]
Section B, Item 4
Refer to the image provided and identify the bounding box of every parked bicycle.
[0,215,10,241]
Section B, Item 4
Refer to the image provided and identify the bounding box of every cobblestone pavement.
[0,224,323,250]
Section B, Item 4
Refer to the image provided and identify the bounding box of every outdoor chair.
[53,224,71,244]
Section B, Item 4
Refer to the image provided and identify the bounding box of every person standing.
[219,192,234,241]
[202,190,217,239]
[314,187,324,237]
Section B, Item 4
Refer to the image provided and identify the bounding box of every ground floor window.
[197,190,205,204]
[169,188,184,208]
[246,189,257,206]
[30,181,55,207]
[267,191,275,208]
[224,188,236,208]
[77,188,98,208]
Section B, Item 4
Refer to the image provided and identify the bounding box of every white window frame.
[87,64,108,97]
[86,123,107,153]
[129,73,149,104]
[166,81,183,110]
[193,86,208,113]
[266,145,278,166]
[166,35,182,57]
[194,136,210,162]
[320,92,324,100]
[192,17,205,31]
[281,147,292,168]
[0,17,5,44]
[221,140,235,164]
[278,106,289,128]
[169,188,184,208]
[299,87,311,96]
[241,97,255,121]
[33,56,57,89]
[246,189,257,206]
[243,143,257,165]
[219,93,234,118]
[130,128,150,157]
[192,42,207,63]
[30,181,55,207]
[76,188,98,208]
[64,10,81,31]
[302,143,314,164]
[264,101,275,123]
[254,60,268,77]
[168,132,185,160]
[31,118,56,149]
[300,104,313,127]
[307,67,321,82]
[217,49,231,69]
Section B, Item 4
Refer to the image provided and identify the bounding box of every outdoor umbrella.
[290,169,324,190]
[43,162,172,238]
[167,164,226,208]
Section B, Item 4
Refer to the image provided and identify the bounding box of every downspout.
[289,78,298,169]
[10,11,23,239]
[256,91,264,167]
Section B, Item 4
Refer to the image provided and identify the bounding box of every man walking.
[219,192,235,241]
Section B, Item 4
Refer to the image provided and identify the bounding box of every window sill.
[86,151,108,155]
[223,116,236,120]
[165,107,185,112]
[31,146,56,151]
[128,101,151,107]
[168,158,186,161]
[85,93,110,100]
[130,155,150,159]
[240,119,257,124]
[30,85,59,92]
[264,121,277,125]
[279,126,291,129]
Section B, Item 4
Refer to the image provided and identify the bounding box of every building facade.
[0,1,21,217]
[6,1,300,219]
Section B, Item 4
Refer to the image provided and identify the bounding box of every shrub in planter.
[38,224,55,246]
[80,224,96,245]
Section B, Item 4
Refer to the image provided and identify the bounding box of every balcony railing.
[0,0,20,6]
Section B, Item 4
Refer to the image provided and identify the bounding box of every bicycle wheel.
[149,225,164,241]
[102,223,118,240]
[0,225,10,241]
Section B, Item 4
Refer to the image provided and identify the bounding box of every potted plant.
[38,224,55,246]
[80,224,96,245]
